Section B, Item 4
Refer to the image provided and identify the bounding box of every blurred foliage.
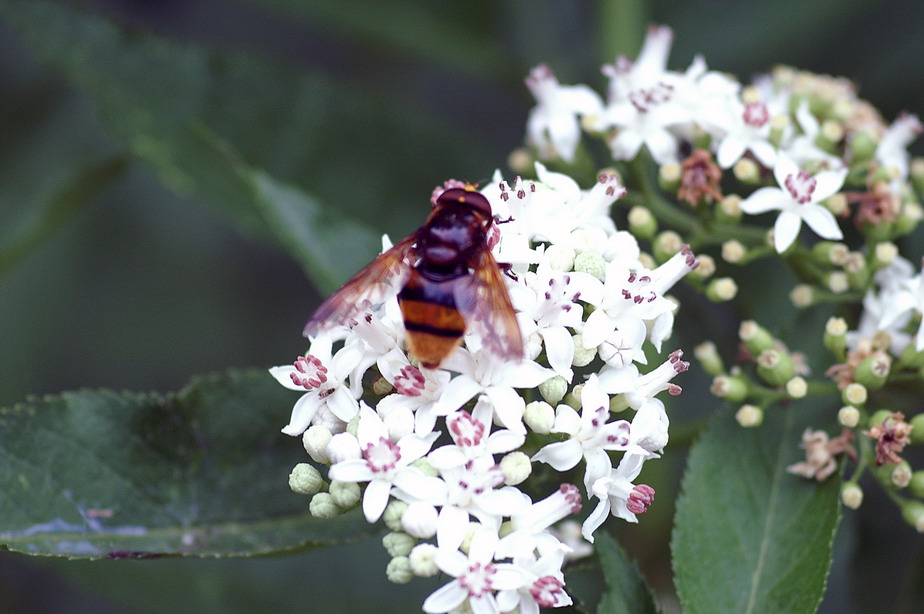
[1,0,922,612]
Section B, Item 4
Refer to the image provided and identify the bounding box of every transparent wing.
[303,233,416,337]
[453,248,524,362]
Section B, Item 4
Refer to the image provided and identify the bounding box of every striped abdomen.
[398,269,466,369]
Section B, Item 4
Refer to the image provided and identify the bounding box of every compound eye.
[436,188,492,218]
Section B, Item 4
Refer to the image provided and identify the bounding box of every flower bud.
[706,277,738,301]
[910,413,924,444]
[901,501,924,533]
[327,432,362,464]
[872,241,898,269]
[895,201,924,237]
[382,532,416,557]
[402,502,438,539]
[789,284,814,308]
[733,158,760,184]
[891,461,912,488]
[330,480,361,509]
[811,241,849,265]
[739,320,775,355]
[659,162,681,192]
[574,250,606,281]
[653,230,683,263]
[825,271,849,294]
[735,404,763,427]
[524,400,555,433]
[786,376,808,399]
[688,254,715,279]
[628,206,658,239]
[837,406,860,428]
[571,333,597,367]
[868,409,894,429]
[711,374,749,402]
[840,483,863,510]
[823,317,848,357]
[507,148,532,173]
[912,158,924,193]
[564,383,584,409]
[372,374,394,396]
[756,349,795,387]
[910,471,924,498]
[309,492,340,519]
[383,500,409,532]
[849,131,877,161]
[410,457,438,477]
[500,451,532,486]
[303,425,333,463]
[289,463,323,495]
[539,376,568,405]
[694,341,725,377]
[717,194,743,223]
[854,352,891,389]
[545,243,576,271]
[823,193,848,216]
[571,228,608,254]
[408,543,439,577]
[384,406,415,441]
[722,240,747,264]
[816,119,843,152]
[386,556,413,584]
[843,383,868,406]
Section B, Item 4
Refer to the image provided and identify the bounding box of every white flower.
[377,356,453,436]
[582,454,655,540]
[497,484,582,559]
[525,64,604,163]
[271,340,364,436]
[327,405,440,522]
[496,547,573,613]
[531,375,630,491]
[423,527,529,614]
[714,98,777,169]
[875,112,922,187]
[783,101,843,168]
[739,153,847,252]
[427,398,525,469]
[879,268,924,351]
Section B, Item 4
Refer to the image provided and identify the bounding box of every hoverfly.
[304,186,524,369]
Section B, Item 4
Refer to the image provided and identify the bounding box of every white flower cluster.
[271,165,695,612]
[527,25,921,253]
[851,255,924,354]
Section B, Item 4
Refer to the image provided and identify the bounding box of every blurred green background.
[1,1,922,612]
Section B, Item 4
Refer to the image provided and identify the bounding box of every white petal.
[362,478,393,522]
[582,308,615,348]
[433,375,481,415]
[422,580,467,614]
[327,458,373,483]
[812,168,848,201]
[436,505,471,553]
[532,440,583,471]
[269,365,309,391]
[749,140,777,169]
[581,497,610,543]
[740,187,789,215]
[716,136,746,169]
[772,153,800,188]
[541,326,574,382]
[280,393,318,436]
[800,204,843,240]
[773,210,802,252]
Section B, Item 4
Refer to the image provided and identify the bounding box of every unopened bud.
[826,271,849,294]
[811,241,849,265]
[383,500,409,532]
[843,382,868,406]
[689,254,715,279]
[717,194,743,222]
[789,284,814,308]
[706,277,738,301]
[722,240,747,264]
[571,333,597,367]
[382,532,416,557]
[628,206,658,239]
[564,383,584,409]
[330,480,361,509]
[545,244,576,272]
[711,374,748,402]
[659,162,682,192]
[910,471,924,498]
[824,317,848,357]
[891,461,913,488]
[824,193,848,216]
[409,543,439,577]
[289,463,323,495]
[309,492,341,519]
[500,451,532,486]
[739,320,775,355]
[733,158,760,184]
[786,376,808,399]
[735,404,763,427]
[895,201,924,236]
[653,230,683,263]
[837,406,860,428]
[524,400,555,434]
[850,131,877,161]
[539,376,568,405]
[372,374,394,396]
[873,242,898,268]
[386,556,413,584]
[756,349,795,387]
[303,425,333,463]
[911,413,924,444]
[841,483,864,509]
[901,501,924,533]
[574,251,606,281]
[694,341,725,377]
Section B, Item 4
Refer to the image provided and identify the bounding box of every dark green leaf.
[672,404,842,614]
[0,369,374,558]
[596,532,658,614]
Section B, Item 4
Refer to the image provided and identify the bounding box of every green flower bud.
[609,395,630,413]
[689,254,715,279]
[909,471,924,498]
[659,162,681,192]
[309,493,341,519]
[739,320,776,355]
[850,131,878,162]
[891,461,913,488]
[843,383,868,406]
[786,376,808,399]
[539,376,568,405]
[382,532,416,557]
[711,374,749,402]
[500,451,532,486]
[722,240,747,264]
[901,501,924,533]
[733,158,761,184]
[694,341,725,377]
[837,406,860,428]
[524,400,555,434]
[824,317,848,357]
[289,463,323,495]
[912,158,924,194]
[564,383,584,409]
[383,500,409,532]
[329,480,361,508]
[789,284,814,308]
[910,413,924,444]
[545,243,576,271]
[706,277,738,302]
[410,456,438,477]
[854,352,891,389]
[653,230,683,263]
[872,242,898,269]
[386,556,413,584]
[574,250,606,281]
[627,205,658,240]
[895,201,924,236]
[571,333,597,367]
[811,241,849,265]
[408,543,439,577]
[372,374,394,396]
[756,349,795,387]
[868,409,894,429]
[717,194,743,223]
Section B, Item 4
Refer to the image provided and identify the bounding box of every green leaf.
[596,532,659,614]
[672,404,842,614]
[0,369,375,558]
